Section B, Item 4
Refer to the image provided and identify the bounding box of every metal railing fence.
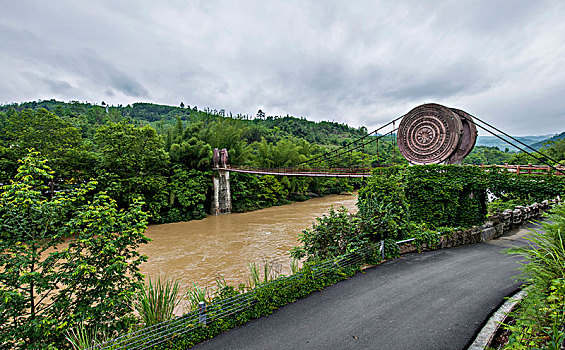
[90,243,385,350]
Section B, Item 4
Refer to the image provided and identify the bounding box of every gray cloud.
[1,1,564,135]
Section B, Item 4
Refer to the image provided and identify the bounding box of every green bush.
[360,165,488,229]
[134,277,182,327]
[291,207,365,261]
[505,204,565,348]
[0,151,150,349]
[488,167,565,203]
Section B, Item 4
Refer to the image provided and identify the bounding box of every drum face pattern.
[397,103,467,164]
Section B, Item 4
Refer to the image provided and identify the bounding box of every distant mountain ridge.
[475,134,554,152]
[530,131,565,149]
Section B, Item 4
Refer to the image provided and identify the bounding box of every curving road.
[193,227,531,350]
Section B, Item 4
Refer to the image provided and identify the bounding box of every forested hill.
[0,99,377,224]
[2,99,564,224]
[0,100,365,147]
[531,131,565,149]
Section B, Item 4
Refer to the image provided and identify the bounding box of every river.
[139,193,358,292]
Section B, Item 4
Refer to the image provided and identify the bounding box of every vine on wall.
[361,165,565,229]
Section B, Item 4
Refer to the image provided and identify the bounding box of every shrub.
[505,204,565,348]
[291,207,365,261]
[0,151,150,349]
[134,277,182,327]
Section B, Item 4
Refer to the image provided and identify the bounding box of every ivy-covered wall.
[487,167,565,203]
[360,165,565,229]
[361,165,489,228]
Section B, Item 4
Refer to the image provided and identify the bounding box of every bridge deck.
[219,167,372,178]
[214,164,565,177]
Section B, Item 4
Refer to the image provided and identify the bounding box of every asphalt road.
[194,227,531,350]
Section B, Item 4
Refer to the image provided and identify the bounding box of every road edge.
[467,289,527,350]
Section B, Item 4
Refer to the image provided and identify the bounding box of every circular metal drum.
[447,108,478,164]
[397,103,464,164]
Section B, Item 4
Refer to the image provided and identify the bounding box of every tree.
[180,101,185,108]
[164,166,209,222]
[198,119,251,165]
[169,137,212,170]
[256,109,265,119]
[0,108,93,183]
[543,138,565,164]
[0,151,150,348]
[94,122,170,219]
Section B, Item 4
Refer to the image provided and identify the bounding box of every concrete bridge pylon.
[211,148,232,215]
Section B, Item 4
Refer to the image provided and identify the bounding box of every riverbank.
[139,193,358,301]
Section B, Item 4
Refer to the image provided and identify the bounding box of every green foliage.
[403,165,488,227]
[186,283,211,311]
[169,137,212,170]
[410,225,456,252]
[161,258,361,349]
[247,260,279,289]
[230,172,353,213]
[542,138,565,164]
[0,100,381,224]
[464,145,514,165]
[65,322,107,350]
[291,207,365,261]
[487,198,526,215]
[256,175,289,206]
[161,167,209,223]
[94,121,169,220]
[229,172,263,212]
[508,136,565,166]
[358,170,409,239]
[505,204,565,349]
[361,165,488,229]
[251,137,309,168]
[488,167,565,203]
[134,277,181,327]
[0,151,150,349]
[0,108,94,184]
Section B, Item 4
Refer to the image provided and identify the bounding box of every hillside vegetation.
[0,100,397,223]
[2,100,563,223]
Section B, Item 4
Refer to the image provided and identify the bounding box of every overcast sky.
[1,1,564,135]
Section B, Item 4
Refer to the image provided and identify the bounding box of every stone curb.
[467,289,527,350]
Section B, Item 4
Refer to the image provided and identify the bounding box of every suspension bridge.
[212,103,565,177]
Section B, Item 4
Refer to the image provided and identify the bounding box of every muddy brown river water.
[139,193,358,292]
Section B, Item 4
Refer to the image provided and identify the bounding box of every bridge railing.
[218,163,565,176]
[481,163,565,176]
[223,165,375,175]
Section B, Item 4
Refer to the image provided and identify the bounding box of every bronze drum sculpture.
[397,103,477,164]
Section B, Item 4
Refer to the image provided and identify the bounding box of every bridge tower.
[211,148,232,214]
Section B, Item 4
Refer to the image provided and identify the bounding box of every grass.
[504,203,565,348]
[186,282,209,311]
[133,276,182,327]
[65,322,106,350]
[247,259,281,289]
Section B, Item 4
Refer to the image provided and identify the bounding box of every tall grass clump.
[65,322,107,350]
[247,259,280,288]
[134,276,181,327]
[290,258,300,275]
[186,283,209,311]
[505,203,565,349]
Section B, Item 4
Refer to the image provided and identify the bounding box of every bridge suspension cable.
[298,115,404,167]
[463,112,565,176]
